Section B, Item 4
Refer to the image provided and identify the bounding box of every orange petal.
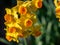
[8,27,16,33]
[19,6,27,15]
[6,35,12,41]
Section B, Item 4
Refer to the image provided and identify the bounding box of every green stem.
[24,38,27,45]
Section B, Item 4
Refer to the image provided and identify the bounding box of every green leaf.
[0,38,10,45]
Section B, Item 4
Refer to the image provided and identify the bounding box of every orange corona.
[19,6,27,15]
[8,27,16,33]
[24,19,33,27]
[35,0,42,8]
[4,14,13,22]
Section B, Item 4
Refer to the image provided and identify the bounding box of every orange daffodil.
[54,0,60,22]
[4,0,42,42]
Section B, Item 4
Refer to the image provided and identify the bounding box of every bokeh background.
[0,0,60,45]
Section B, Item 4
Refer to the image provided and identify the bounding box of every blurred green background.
[0,0,60,45]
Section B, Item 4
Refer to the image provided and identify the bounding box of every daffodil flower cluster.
[4,0,42,42]
[54,0,60,22]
